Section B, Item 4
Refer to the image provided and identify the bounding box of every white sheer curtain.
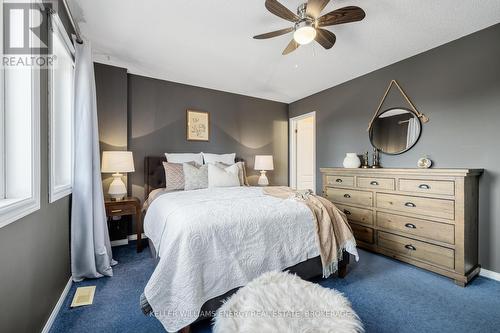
[71,37,115,282]
[406,117,420,148]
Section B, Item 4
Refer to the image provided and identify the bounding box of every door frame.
[289,111,316,192]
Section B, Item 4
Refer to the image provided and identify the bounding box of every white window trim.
[48,12,75,203]
[0,0,4,201]
[0,1,41,228]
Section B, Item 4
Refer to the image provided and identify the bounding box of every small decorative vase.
[343,153,361,168]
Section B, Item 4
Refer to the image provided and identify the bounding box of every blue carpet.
[50,242,500,333]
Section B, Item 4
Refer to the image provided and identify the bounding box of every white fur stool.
[213,271,363,333]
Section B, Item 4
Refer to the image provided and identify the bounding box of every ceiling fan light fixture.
[293,22,316,45]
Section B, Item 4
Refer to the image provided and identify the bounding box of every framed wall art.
[186,110,210,141]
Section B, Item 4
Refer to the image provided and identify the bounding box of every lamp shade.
[254,155,274,171]
[101,151,135,173]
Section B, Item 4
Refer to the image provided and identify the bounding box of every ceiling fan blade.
[265,0,299,22]
[282,39,300,55]
[253,27,294,39]
[318,6,366,27]
[315,28,336,49]
[306,0,330,19]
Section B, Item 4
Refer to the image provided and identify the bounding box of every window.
[0,0,41,228]
[48,13,74,202]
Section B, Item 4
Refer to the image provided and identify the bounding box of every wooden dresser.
[320,168,483,286]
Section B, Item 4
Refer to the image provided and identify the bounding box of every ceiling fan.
[253,0,366,55]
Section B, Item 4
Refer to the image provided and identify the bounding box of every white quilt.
[144,186,319,332]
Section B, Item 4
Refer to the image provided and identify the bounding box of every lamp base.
[258,170,269,186]
[108,173,127,201]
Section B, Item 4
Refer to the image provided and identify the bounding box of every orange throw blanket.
[263,186,359,277]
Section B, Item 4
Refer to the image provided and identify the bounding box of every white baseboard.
[480,268,500,282]
[111,233,147,247]
[128,233,146,241]
[110,239,129,247]
[41,276,72,333]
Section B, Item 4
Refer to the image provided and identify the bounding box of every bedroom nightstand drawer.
[335,203,373,225]
[325,175,354,187]
[106,205,136,216]
[350,223,374,244]
[376,193,454,220]
[357,177,395,190]
[399,179,455,196]
[378,231,455,270]
[326,188,373,207]
[377,212,455,245]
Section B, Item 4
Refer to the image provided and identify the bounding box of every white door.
[290,113,316,192]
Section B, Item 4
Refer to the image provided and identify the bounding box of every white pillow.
[208,163,241,188]
[165,152,203,165]
[214,161,249,186]
[202,152,236,165]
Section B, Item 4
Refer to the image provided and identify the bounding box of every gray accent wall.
[128,74,289,199]
[95,63,128,198]
[0,2,73,332]
[94,63,130,239]
[289,23,500,272]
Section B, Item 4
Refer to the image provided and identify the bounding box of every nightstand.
[105,197,143,252]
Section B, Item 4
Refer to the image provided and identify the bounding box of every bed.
[140,156,351,332]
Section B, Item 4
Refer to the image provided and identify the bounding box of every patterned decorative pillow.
[183,162,208,190]
[214,161,249,186]
[162,162,184,191]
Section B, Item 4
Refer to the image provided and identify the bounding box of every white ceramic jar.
[343,153,361,168]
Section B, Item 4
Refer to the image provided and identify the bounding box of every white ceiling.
[69,0,500,103]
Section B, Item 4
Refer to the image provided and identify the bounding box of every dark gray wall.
[95,63,128,198]
[95,63,131,239]
[127,74,289,203]
[289,23,500,272]
[0,2,73,332]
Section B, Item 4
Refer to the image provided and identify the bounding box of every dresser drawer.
[350,223,374,244]
[326,188,373,207]
[325,175,354,187]
[357,177,395,190]
[399,179,455,196]
[377,212,455,245]
[336,204,373,225]
[378,231,455,269]
[377,193,454,220]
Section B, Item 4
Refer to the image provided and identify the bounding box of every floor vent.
[71,286,96,307]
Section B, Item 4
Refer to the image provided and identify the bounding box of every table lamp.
[101,151,135,200]
[254,155,274,186]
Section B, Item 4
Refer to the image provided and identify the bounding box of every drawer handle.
[405,244,416,251]
[111,209,122,213]
[405,223,416,229]
[419,184,431,190]
[370,181,379,186]
[335,178,343,183]
[404,202,416,208]
[344,194,351,198]
[344,210,351,215]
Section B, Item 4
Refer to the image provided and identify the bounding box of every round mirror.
[369,107,421,155]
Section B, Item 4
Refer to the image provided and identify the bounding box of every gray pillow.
[162,162,184,191]
[183,162,208,190]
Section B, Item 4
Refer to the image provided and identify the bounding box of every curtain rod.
[61,0,83,44]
